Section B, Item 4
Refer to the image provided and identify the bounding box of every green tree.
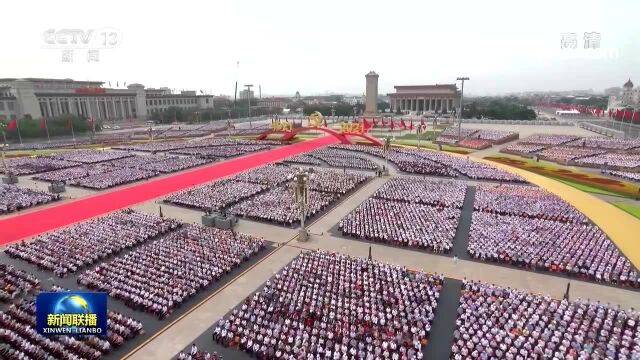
[462,97,537,120]
[377,101,390,112]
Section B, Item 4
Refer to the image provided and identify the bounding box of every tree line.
[462,98,537,120]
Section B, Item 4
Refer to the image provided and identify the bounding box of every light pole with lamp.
[244,84,254,128]
[383,137,391,176]
[456,76,469,142]
[417,118,424,150]
[0,122,8,175]
[0,122,16,184]
[290,168,313,242]
[331,106,336,124]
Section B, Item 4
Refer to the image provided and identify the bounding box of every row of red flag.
[541,102,640,122]
[275,117,428,133]
[540,102,605,114]
[608,108,640,122]
[359,117,428,131]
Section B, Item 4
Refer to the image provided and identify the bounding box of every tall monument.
[364,71,379,116]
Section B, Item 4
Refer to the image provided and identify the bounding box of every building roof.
[623,78,634,89]
[389,84,458,96]
[394,84,457,90]
[0,78,103,85]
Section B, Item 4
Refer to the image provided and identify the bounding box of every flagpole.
[44,117,51,142]
[15,118,22,145]
[70,116,76,143]
[0,128,8,175]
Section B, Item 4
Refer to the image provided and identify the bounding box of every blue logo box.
[35,291,107,336]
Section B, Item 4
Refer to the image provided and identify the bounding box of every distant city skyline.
[2,0,638,97]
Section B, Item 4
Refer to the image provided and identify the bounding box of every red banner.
[74,87,106,94]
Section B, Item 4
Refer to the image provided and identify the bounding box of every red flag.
[632,110,639,123]
[390,119,395,130]
[608,109,612,118]
[615,109,621,120]
[39,117,46,129]
[382,118,387,127]
[623,110,631,120]
[399,118,406,129]
[363,118,371,132]
[372,118,378,127]
[408,119,413,130]
[322,118,327,127]
[7,118,17,129]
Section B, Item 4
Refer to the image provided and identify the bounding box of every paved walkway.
[452,185,475,258]
[423,278,463,359]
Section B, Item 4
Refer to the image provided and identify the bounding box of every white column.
[119,98,125,119]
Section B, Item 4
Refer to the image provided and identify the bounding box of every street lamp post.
[244,84,254,128]
[417,119,423,150]
[0,125,8,176]
[291,168,313,242]
[383,137,391,176]
[331,106,335,124]
[456,76,469,142]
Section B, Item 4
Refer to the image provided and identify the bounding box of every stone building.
[0,78,215,121]
[388,84,460,114]
[607,79,639,111]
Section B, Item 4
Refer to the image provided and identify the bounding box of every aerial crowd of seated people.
[328,144,526,182]
[451,280,639,359]
[212,251,443,360]
[0,264,40,303]
[467,184,639,287]
[165,179,269,211]
[4,209,181,277]
[0,140,284,192]
[501,134,640,171]
[604,169,640,182]
[177,344,222,360]
[2,131,639,360]
[1,156,78,176]
[0,285,144,360]
[339,178,466,253]
[229,186,339,226]
[170,144,272,159]
[0,184,61,215]
[78,225,265,319]
[436,127,516,149]
[306,148,379,170]
[226,165,370,226]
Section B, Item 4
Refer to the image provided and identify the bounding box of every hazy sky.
[2,0,639,96]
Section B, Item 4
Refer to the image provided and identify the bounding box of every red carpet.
[0,136,338,244]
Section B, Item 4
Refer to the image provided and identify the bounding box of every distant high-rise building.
[238,89,254,100]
